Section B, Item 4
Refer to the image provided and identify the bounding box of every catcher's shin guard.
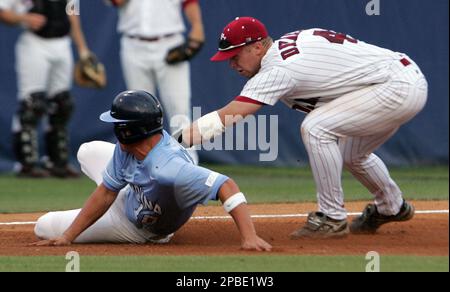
[13,127,39,167]
[13,92,47,168]
[47,91,74,126]
[45,91,78,177]
[45,127,70,167]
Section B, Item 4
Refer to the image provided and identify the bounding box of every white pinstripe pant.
[301,59,428,220]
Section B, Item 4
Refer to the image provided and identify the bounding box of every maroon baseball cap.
[210,17,268,62]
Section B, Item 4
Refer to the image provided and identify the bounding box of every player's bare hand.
[29,236,72,247]
[22,13,47,31]
[241,236,272,252]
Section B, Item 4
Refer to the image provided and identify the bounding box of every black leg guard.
[13,92,48,176]
[45,91,79,178]
[13,127,39,166]
[45,128,70,167]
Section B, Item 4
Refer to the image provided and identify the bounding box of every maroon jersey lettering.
[279,31,301,60]
[313,30,358,44]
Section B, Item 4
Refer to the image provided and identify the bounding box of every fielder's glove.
[165,38,204,65]
[74,52,107,89]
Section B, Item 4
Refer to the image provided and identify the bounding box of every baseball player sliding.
[176,17,428,238]
[105,0,204,164]
[31,90,272,252]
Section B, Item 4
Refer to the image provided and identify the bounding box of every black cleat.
[17,165,50,178]
[47,164,81,178]
[350,200,415,234]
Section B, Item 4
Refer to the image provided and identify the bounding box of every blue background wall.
[0,0,448,171]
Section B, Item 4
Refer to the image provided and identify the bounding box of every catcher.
[104,0,204,164]
[31,90,272,252]
[0,0,106,178]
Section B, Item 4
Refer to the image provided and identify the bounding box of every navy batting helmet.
[99,90,164,144]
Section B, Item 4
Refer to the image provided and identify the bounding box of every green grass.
[0,255,447,272]
[207,165,449,203]
[0,175,96,213]
[0,165,448,212]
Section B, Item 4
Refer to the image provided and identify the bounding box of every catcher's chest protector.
[29,0,71,38]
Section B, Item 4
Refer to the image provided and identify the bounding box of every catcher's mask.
[100,90,164,144]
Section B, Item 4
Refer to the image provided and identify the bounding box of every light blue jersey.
[102,131,229,235]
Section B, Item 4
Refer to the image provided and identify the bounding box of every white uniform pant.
[120,34,198,164]
[301,59,428,220]
[15,32,73,100]
[34,141,171,244]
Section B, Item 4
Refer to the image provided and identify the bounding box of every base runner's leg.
[34,141,160,243]
[34,188,153,243]
[76,141,115,185]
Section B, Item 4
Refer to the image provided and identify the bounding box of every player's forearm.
[229,204,259,241]
[179,112,237,147]
[0,9,25,25]
[69,15,89,58]
[62,184,117,242]
[179,101,262,147]
[218,179,256,240]
[184,2,204,42]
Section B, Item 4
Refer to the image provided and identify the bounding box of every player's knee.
[77,141,113,165]
[343,154,372,170]
[76,142,92,166]
[300,120,320,139]
[301,119,337,144]
[34,212,54,240]
[343,158,359,170]
[18,92,47,126]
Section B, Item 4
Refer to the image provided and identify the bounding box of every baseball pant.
[301,58,428,220]
[120,34,198,164]
[15,32,73,101]
[34,141,171,244]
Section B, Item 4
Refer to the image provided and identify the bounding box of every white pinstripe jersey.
[240,29,404,112]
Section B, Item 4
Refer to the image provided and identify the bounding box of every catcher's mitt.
[165,38,204,65]
[74,52,107,89]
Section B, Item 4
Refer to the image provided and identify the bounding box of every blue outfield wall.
[0,0,448,171]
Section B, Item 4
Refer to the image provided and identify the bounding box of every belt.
[126,34,175,42]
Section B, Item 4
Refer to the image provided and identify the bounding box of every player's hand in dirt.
[241,236,272,252]
[29,235,72,247]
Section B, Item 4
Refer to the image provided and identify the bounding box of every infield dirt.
[0,200,448,256]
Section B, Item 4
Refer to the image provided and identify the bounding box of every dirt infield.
[0,200,448,256]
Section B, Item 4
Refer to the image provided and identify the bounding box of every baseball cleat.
[17,165,50,178]
[290,211,349,239]
[350,200,415,234]
[47,164,81,178]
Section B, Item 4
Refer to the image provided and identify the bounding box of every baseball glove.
[165,38,204,65]
[74,52,107,89]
